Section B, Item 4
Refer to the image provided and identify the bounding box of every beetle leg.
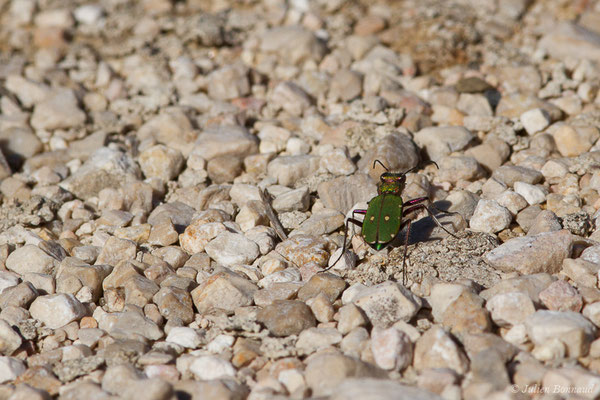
[404,196,428,206]
[400,219,412,287]
[403,203,458,238]
[323,215,364,272]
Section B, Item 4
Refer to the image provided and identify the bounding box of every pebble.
[413,326,469,375]
[485,292,536,327]
[260,26,326,64]
[0,319,22,356]
[275,235,331,268]
[138,145,184,181]
[491,165,543,187]
[371,326,413,371]
[204,232,261,267]
[153,286,194,324]
[495,190,528,215]
[296,327,343,353]
[520,108,551,135]
[60,147,141,200]
[30,89,85,131]
[298,273,347,302]
[29,294,86,329]
[485,230,573,274]
[267,155,320,187]
[179,221,226,254]
[411,127,472,162]
[337,303,368,334]
[165,327,202,349]
[538,280,583,312]
[193,125,258,161]
[352,281,422,328]
[191,270,257,314]
[291,209,344,237]
[356,134,420,181]
[525,310,596,358]
[189,355,236,380]
[272,187,310,213]
[0,282,38,309]
[257,300,316,336]
[469,199,512,233]
[513,181,546,205]
[527,209,562,235]
[6,244,58,275]
[207,64,250,100]
[0,356,26,383]
[317,173,377,214]
[330,378,444,400]
[437,156,484,183]
[304,352,386,397]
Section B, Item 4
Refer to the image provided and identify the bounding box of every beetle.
[325,160,458,284]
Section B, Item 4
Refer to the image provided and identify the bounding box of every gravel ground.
[2,0,600,398]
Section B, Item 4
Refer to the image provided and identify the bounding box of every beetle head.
[378,172,406,194]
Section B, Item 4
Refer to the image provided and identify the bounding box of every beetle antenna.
[372,160,389,171]
[401,160,439,175]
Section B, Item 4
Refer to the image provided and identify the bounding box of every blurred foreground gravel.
[2,0,600,399]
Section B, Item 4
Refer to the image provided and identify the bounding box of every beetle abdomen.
[361,194,403,247]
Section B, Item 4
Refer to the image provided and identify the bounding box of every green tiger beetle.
[325,160,458,285]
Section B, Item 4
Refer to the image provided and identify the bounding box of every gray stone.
[191,270,258,314]
[304,353,386,397]
[6,244,58,275]
[414,126,475,161]
[30,294,86,329]
[260,26,326,64]
[0,319,22,356]
[353,281,422,328]
[317,173,377,214]
[30,88,85,131]
[357,134,420,181]
[138,145,184,181]
[267,155,320,187]
[60,147,141,200]
[205,231,260,267]
[469,199,512,233]
[331,378,444,400]
[525,310,597,358]
[192,125,258,161]
[257,300,316,336]
[485,230,573,274]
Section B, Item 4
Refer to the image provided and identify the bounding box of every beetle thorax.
[378,180,403,195]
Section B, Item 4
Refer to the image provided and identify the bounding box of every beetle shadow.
[391,200,456,246]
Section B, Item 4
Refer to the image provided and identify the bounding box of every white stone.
[30,89,86,131]
[73,4,104,25]
[525,310,596,358]
[206,334,235,353]
[353,281,422,327]
[0,357,26,384]
[486,292,536,327]
[6,245,57,275]
[0,271,19,294]
[429,283,469,323]
[514,181,546,205]
[520,108,551,135]
[29,294,86,329]
[371,326,413,371]
[204,231,260,267]
[189,355,236,380]
[469,199,512,233]
[296,327,342,353]
[166,327,202,349]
